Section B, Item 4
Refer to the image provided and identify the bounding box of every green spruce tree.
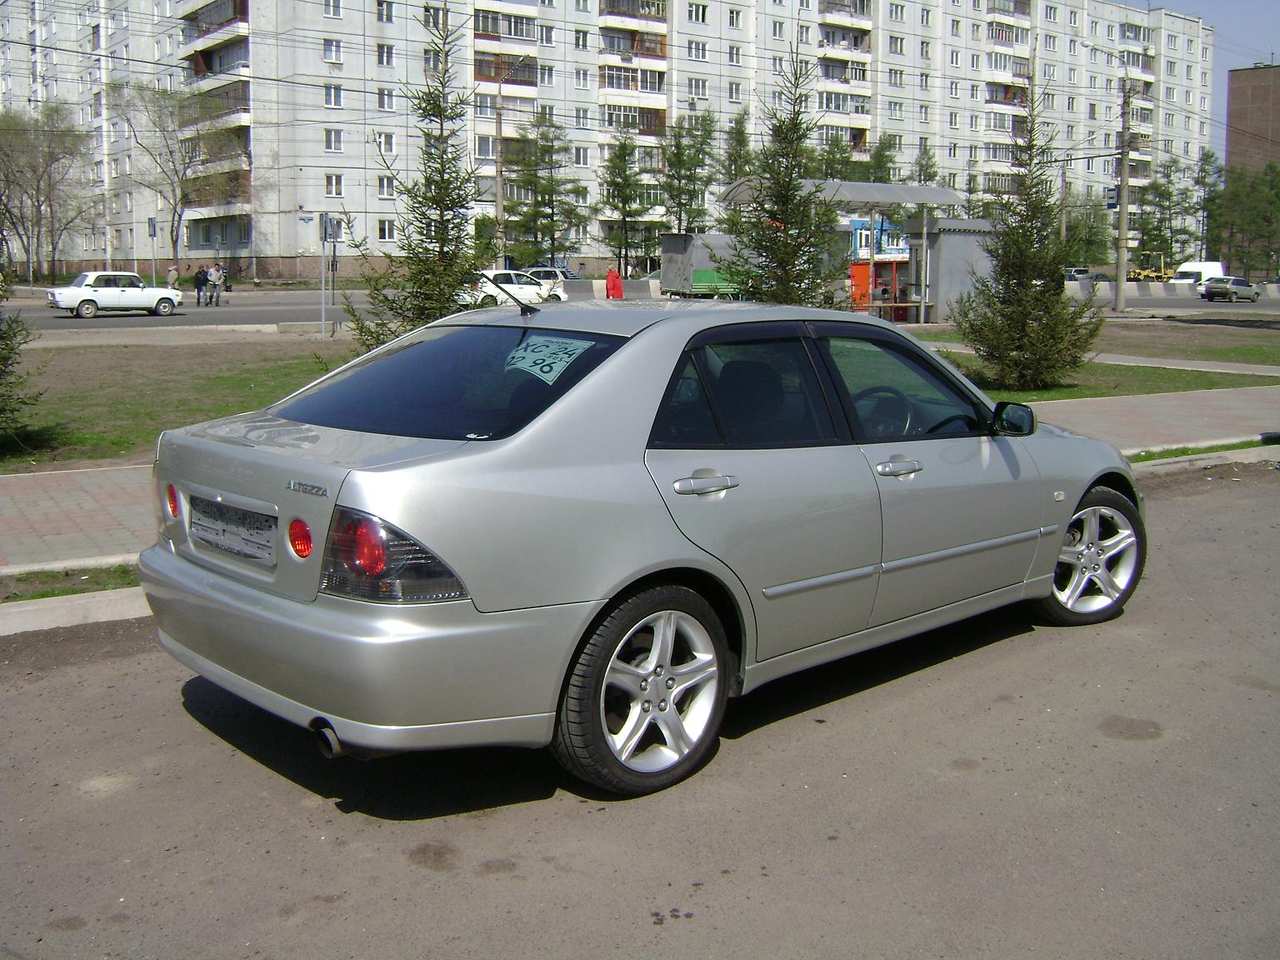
[719,109,756,184]
[814,135,860,181]
[505,114,593,268]
[660,111,717,233]
[951,93,1103,389]
[911,143,939,185]
[715,51,842,305]
[599,131,656,275]
[0,270,41,447]
[863,134,897,183]
[344,11,488,351]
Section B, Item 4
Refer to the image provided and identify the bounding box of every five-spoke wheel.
[553,586,728,795]
[1037,486,1146,625]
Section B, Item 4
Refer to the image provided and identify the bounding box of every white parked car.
[524,267,577,301]
[459,270,550,308]
[47,271,183,319]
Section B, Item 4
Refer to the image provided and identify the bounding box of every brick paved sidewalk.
[1,386,1275,575]
[0,464,153,574]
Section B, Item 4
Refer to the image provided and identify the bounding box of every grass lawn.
[2,340,355,472]
[940,352,1280,403]
[908,320,1280,367]
[1126,438,1278,464]
[1,564,140,603]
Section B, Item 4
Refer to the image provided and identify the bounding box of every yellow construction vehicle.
[1126,251,1173,282]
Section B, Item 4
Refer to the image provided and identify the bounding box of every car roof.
[446,300,899,339]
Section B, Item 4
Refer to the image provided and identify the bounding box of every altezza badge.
[287,480,329,498]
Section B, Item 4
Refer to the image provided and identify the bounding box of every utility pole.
[1059,164,1068,246]
[1114,75,1132,312]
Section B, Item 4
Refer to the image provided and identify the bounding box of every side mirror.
[992,401,1036,437]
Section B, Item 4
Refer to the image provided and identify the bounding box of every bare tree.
[112,82,249,264]
[0,104,95,280]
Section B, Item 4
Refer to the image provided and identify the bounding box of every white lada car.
[47,271,183,319]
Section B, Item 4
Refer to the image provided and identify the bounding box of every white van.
[1171,261,1226,292]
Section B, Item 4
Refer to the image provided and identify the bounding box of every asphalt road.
[15,291,1280,331]
[2,464,1278,959]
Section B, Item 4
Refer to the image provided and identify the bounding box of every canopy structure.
[719,178,965,209]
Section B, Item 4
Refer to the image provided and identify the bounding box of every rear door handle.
[673,475,740,495]
[875,459,923,478]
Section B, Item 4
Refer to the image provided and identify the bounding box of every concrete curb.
[0,587,150,636]
[1130,444,1279,477]
[0,553,140,578]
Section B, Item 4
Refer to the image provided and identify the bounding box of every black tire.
[1229,291,1238,302]
[153,298,175,317]
[1034,486,1146,627]
[479,294,498,307]
[552,585,729,796]
[75,300,98,319]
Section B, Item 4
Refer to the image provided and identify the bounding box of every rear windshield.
[274,324,624,440]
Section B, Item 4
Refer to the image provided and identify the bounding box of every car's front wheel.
[153,298,175,317]
[552,585,729,795]
[1036,486,1146,627]
[75,300,98,319]
[479,295,498,307]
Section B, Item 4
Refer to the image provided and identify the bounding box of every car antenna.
[470,272,540,319]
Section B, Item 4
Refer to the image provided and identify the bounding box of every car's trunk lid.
[157,412,466,602]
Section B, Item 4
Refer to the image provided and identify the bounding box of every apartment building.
[1227,63,1280,173]
[1,0,1215,274]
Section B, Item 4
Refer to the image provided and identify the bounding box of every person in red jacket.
[605,267,624,300]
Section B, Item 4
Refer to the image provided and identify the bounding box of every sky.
[1158,0,1280,159]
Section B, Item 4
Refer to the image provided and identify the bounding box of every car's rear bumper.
[140,543,603,752]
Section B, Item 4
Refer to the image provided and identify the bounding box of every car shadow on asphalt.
[1165,315,1280,331]
[180,605,1037,819]
[721,606,1035,740]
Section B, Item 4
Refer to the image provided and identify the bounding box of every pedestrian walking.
[208,263,224,306]
[605,266,623,300]
[193,265,208,306]
[165,264,179,288]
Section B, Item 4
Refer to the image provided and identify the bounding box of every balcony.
[986,83,1028,108]
[600,29,666,59]
[179,79,250,129]
[819,0,872,26]
[473,53,538,86]
[986,0,1030,19]
[599,0,666,21]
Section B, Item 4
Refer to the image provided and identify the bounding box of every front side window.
[276,326,625,441]
[817,333,983,442]
[651,335,835,448]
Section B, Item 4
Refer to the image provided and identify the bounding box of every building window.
[377,219,396,241]
[476,135,495,159]
[688,77,708,98]
[798,25,809,44]
[539,24,553,45]
[728,45,741,65]
[889,2,905,21]
[889,36,904,55]
[378,175,395,199]
[688,3,707,23]
[324,83,342,107]
[323,0,341,16]
[575,29,588,50]
[772,21,784,40]
[377,87,394,110]
[376,0,393,23]
[376,131,395,155]
[575,68,589,89]
[574,146,589,166]
[377,43,394,66]
[325,174,343,197]
[539,64,554,84]
[728,7,740,28]
[322,38,342,62]
[728,80,742,102]
[575,106,590,128]
[324,128,343,151]
[688,40,707,60]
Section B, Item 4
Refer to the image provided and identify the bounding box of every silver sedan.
[140,303,1146,795]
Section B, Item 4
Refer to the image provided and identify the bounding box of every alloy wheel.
[1052,505,1141,614]
[599,610,719,773]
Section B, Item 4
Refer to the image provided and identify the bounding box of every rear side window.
[651,337,836,448]
[275,325,623,440]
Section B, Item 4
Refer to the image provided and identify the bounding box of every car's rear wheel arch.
[564,568,747,701]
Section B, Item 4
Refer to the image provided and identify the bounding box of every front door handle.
[673,475,740,495]
[875,459,923,478]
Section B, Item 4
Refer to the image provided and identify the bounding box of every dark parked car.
[1202,277,1261,302]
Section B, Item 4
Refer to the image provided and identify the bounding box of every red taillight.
[351,517,386,576]
[288,518,313,558]
[166,483,179,518]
